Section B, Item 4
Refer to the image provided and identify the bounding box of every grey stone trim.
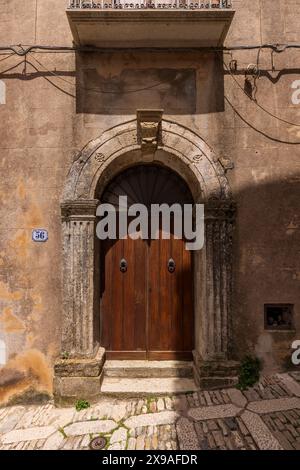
[188,404,241,421]
[124,411,180,428]
[176,417,199,450]
[247,397,300,414]
[2,426,56,444]
[64,420,117,436]
[278,373,300,398]
[240,411,283,450]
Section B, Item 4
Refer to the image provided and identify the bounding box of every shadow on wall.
[232,176,300,373]
[75,51,225,115]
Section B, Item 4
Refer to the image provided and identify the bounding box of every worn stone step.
[195,360,240,378]
[104,360,194,378]
[100,377,198,397]
[197,376,239,390]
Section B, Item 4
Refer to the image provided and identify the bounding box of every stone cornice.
[61,199,99,219]
[205,200,236,221]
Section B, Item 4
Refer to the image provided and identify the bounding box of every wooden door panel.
[169,235,183,352]
[101,236,147,353]
[111,238,124,351]
[148,234,160,352]
[148,235,172,352]
[128,236,147,352]
[100,238,114,351]
[148,230,194,357]
[122,236,135,351]
[182,243,194,352]
[157,236,171,351]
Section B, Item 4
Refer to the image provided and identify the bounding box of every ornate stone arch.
[54,119,236,403]
[62,119,231,203]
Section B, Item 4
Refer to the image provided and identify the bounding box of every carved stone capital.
[205,200,236,222]
[137,109,163,151]
[61,199,99,221]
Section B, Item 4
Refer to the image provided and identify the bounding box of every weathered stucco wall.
[0,0,300,404]
[0,0,75,404]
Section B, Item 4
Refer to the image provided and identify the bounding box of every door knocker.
[120,258,128,273]
[168,258,176,273]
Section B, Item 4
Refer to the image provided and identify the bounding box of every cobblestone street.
[0,373,300,451]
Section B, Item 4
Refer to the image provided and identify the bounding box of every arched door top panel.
[100,163,193,208]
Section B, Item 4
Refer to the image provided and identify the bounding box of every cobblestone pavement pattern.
[0,373,300,450]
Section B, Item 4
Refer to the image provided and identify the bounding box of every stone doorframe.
[54,118,237,404]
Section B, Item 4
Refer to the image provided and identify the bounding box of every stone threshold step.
[104,360,193,378]
[197,376,239,390]
[100,377,198,397]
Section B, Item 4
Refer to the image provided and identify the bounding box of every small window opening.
[264,304,294,331]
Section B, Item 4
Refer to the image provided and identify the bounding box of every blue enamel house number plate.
[32,229,48,242]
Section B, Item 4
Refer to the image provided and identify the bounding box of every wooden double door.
[101,232,194,360]
[100,164,194,360]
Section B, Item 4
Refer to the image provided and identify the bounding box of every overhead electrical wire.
[219,53,300,128]
[1,43,300,56]
[0,53,187,96]
[224,95,300,145]
[25,59,75,98]
[0,53,15,63]
[1,43,300,144]
[31,54,300,144]
[29,53,173,94]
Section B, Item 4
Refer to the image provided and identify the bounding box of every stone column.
[54,199,105,405]
[193,200,238,388]
[204,201,235,360]
[60,199,99,358]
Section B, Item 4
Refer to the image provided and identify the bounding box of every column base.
[193,351,239,390]
[53,347,105,406]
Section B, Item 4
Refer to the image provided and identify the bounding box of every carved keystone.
[137,109,163,151]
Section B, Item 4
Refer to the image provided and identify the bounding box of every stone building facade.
[0,1,299,405]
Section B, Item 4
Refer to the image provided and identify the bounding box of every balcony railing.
[68,0,232,9]
[67,0,235,47]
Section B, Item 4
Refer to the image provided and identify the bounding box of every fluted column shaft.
[61,200,99,358]
[204,201,235,360]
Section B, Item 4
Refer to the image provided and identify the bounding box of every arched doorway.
[54,119,237,404]
[99,164,194,360]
